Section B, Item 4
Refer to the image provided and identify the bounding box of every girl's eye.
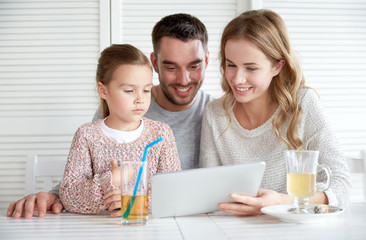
[144,89,151,93]
[124,90,133,93]
[226,64,236,68]
[247,68,257,71]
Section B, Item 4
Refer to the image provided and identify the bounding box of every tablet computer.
[151,161,266,218]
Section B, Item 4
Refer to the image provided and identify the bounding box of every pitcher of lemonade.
[284,150,331,214]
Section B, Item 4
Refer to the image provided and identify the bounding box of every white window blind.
[0,0,105,209]
[1,0,364,210]
[262,0,366,158]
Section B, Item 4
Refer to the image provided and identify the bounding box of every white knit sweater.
[199,88,351,208]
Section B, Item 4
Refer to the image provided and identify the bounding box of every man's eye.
[226,64,236,68]
[165,66,176,70]
[189,64,200,69]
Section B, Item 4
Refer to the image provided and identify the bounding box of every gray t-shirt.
[145,90,213,170]
[50,90,212,196]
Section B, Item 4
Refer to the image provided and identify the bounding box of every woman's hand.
[218,189,293,216]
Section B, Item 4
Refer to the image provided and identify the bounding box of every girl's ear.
[273,59,285,76]
[97,82,108,99]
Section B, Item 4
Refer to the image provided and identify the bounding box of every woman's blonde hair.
[220,9,306,150]
[96,44,152,118]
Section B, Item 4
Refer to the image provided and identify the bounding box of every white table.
[1,203,365,240]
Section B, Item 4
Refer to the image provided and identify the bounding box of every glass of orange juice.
[120,161,149,225]
[284,150,331,214]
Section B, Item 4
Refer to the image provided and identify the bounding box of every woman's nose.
[233,69,246,84]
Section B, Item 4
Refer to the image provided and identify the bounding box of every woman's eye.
[247,68,257,71]
[226,64,236,68]
[124,90,133,93]
[144,89,151,93]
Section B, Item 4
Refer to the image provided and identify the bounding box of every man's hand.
[7,192,64,219]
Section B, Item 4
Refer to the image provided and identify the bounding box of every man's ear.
[204,50,210,70]
[150,52,159,73]
[97,82,108,99]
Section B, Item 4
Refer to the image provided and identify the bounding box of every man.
[7,13,212,219]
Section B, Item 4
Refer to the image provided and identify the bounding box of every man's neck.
[152,86,196,112]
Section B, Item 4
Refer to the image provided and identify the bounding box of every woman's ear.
[273,59,285,76]
[97,82,108,99]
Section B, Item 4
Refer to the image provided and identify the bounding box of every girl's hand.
[110,159,120,188]
[103,188,122,217]
[218,189,293,216]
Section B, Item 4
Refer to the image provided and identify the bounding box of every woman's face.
[224,38,283,105]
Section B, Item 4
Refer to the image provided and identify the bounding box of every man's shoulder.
[196,90,214,106]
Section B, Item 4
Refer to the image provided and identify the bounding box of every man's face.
[151,37,209,110]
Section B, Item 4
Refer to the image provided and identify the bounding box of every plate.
[261,204,343,224]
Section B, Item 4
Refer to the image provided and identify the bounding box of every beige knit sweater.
[199,88,351,208]
[60,118,181,214]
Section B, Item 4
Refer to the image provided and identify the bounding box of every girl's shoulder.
[142,117,173,133]
[74,120,102,137]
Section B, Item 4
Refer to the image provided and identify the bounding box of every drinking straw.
[122,137,163,219]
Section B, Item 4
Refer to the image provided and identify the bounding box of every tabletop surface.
[1,202,365,240]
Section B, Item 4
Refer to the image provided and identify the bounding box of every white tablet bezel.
[151,162,266,218]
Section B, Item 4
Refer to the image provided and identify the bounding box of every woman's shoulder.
[205,98,225,113]
[297,87,328,124]
[298,87,319,102]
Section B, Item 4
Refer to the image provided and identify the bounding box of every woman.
[199,9,350,215]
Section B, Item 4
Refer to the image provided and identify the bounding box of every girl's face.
[98,64,153,131]
[224,38,284,106]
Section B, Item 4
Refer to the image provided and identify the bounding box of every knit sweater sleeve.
[301,89,351,208]
[59,125,113,214]
[156,124,181,172]
[199,101,221,168]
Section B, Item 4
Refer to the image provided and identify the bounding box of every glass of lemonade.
[284,150,331,214]
[120,161,149,225]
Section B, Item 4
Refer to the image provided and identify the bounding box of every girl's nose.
[135,94,144,104]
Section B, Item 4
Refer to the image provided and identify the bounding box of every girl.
[199,9,350,215]
[60,44,181,214]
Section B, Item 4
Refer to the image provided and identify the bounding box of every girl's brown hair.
[96,44,152,118]
[220,9,307,150]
